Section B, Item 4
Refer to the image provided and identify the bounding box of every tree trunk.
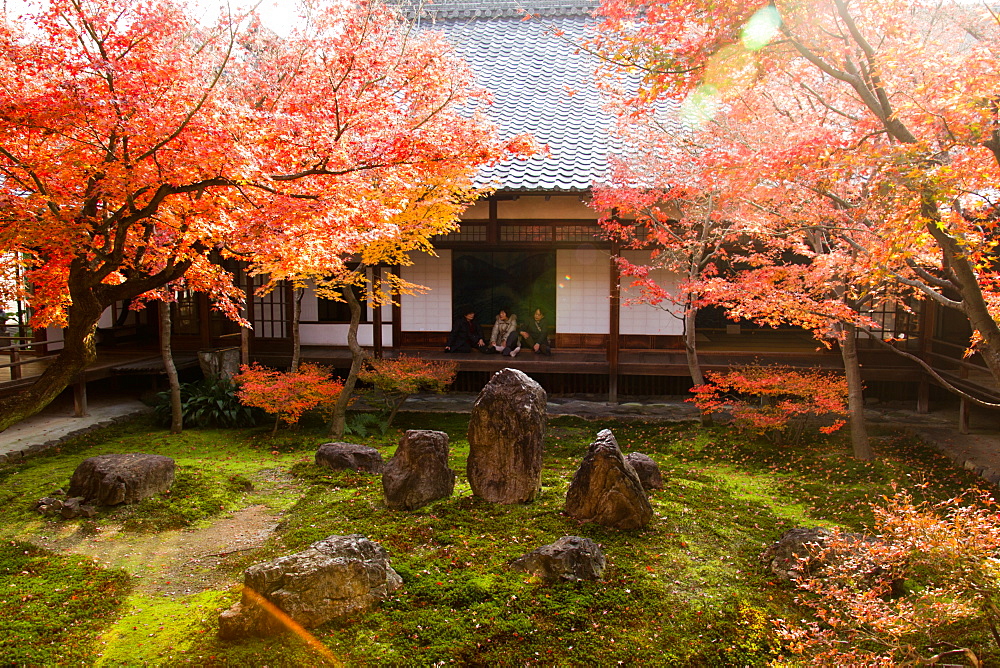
[159,300,183,434]
[0,289,103,432]
[684,304,713,427]
[0,258,192,433]
[839,322,873,461]
[328,283,366,438]
[386,393,408,428]
[289,286,303,372]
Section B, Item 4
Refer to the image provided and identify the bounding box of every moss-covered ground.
[0,412,992,666]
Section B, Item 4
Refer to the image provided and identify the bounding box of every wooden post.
[959,397,970,434]
[73,380,88,417]
[916,300,934,413]
[241,266,252,365]
[608,242,620,404]
[373,265,383,359]
[392,264,402,351]
[916,378,930,414]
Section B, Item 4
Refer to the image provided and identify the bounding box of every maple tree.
[0,0,531,432]
[590,0,1000,458]
[593,134,772,427]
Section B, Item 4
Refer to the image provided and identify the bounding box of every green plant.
[154,376,263,429]
[343,410,391,437]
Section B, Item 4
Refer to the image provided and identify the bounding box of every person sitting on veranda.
[490,308,521,357]
[519,307,552,355]
[445,307,488,353]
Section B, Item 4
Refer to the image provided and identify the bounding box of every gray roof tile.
[421,1,613,192]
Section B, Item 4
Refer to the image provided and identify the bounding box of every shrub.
[234,362,344,434]
[689,364,848,443]
[776,490,1000,665]
[358,355,457,426]
[154,376,263,428]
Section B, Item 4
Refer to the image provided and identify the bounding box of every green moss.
[0,411,993,666]
[0,541,131,666]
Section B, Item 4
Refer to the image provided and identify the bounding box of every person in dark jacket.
[519,308,552,355]
[445,307,488,353]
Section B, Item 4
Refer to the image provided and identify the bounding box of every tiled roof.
[416,1,613,193]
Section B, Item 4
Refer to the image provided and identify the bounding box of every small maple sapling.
[358,355,458,427]
[777,490,1000,665]
[233,363,343,435]
[690,364,848,444]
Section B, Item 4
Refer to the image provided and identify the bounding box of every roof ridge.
[396,0,598,21]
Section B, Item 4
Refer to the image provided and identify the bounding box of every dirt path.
[31,504,282,596]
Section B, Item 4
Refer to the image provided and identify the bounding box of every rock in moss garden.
[218,534,402,639]
[511,536,606,583]
[382,430,455,510]
[625,452,663,492]
[67,453,175,506]
[315,442,384,474]
[565,430,652,529]
[467,367,546,504]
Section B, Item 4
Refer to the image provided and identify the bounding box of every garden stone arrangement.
[467,368,546,504]
[565,429,653,529]
[382,429,455,510]
[218,534,402,639]
[315,442,384,474]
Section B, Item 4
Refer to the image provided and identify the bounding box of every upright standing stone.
[382,430,455,510]
[67,453,175,506]
[565,430,653,529]
[467,368,547,504]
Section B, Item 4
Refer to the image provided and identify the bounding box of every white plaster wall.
[401,250,452,331]
[619,250,685,336]
[556,247,609,334]
[300,323,393,347]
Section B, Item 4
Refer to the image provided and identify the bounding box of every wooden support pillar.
[608,242,620,404]
[241,266,252,365]
[73,380,88,417]
[959,397,970,435]
[916,300,934,413]
[392,264,402,351]
[373,265,383,359]
[916,377,930,414]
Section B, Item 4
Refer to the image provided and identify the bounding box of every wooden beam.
[917,377,930,414]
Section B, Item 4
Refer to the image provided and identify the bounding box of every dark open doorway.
[452,251,556,324]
